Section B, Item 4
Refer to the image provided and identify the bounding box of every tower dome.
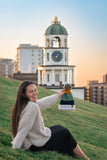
[45,17,68,35]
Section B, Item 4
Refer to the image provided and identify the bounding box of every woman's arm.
[12,103,37,149]
[36,90,65,111]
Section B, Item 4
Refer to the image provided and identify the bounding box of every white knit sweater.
[12,94,59,150]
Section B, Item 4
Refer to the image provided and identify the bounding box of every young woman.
[11,81,89,159]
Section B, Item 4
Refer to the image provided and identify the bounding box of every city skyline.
[0,0,107,87]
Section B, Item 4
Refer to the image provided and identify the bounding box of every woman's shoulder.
[20,102,39,118]
[26,101,39,111]
[19,102,39,121]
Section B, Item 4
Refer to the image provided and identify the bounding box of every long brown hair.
[11,81,35,138]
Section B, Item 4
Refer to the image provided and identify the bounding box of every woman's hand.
[57,90,66,99]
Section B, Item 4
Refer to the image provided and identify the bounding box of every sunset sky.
[0,0,107,87]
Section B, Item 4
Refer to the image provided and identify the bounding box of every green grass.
[0,76,107,160]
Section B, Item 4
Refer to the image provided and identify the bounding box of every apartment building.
[85,75,107,106]
[17,44,43,73]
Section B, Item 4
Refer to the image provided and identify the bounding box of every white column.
[67,70,69,83]
[61,69,64,84]
[69,69,71,84]
[44,69,46,84]
[38,69,40,85]
[72,69,74,86]
[67,69,72,84]
[52,69,54,84]
[42,70,44,84]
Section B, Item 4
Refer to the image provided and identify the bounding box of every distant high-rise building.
[85,76,107,106]
[16,44,43,73]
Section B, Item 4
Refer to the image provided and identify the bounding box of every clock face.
[51,51,63,62]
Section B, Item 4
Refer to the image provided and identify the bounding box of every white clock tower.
[38,17,75,87]
[44,16,68,66]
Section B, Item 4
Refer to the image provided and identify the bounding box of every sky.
[0,0,107,87]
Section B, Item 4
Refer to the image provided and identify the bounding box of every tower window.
[47,53,49,61]
[53,37,61,48]
[47,39,50,48]
[51,40,53,47]
[65,74,67,82]
[47,74,49,82]
[55,74,59,82]
[64,39,67,47]
[65,53,67,61]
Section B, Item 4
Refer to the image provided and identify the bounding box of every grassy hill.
[0,76,107,160]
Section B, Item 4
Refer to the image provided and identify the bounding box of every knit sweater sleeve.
[36,94,59,111]
[12,102,37,149]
